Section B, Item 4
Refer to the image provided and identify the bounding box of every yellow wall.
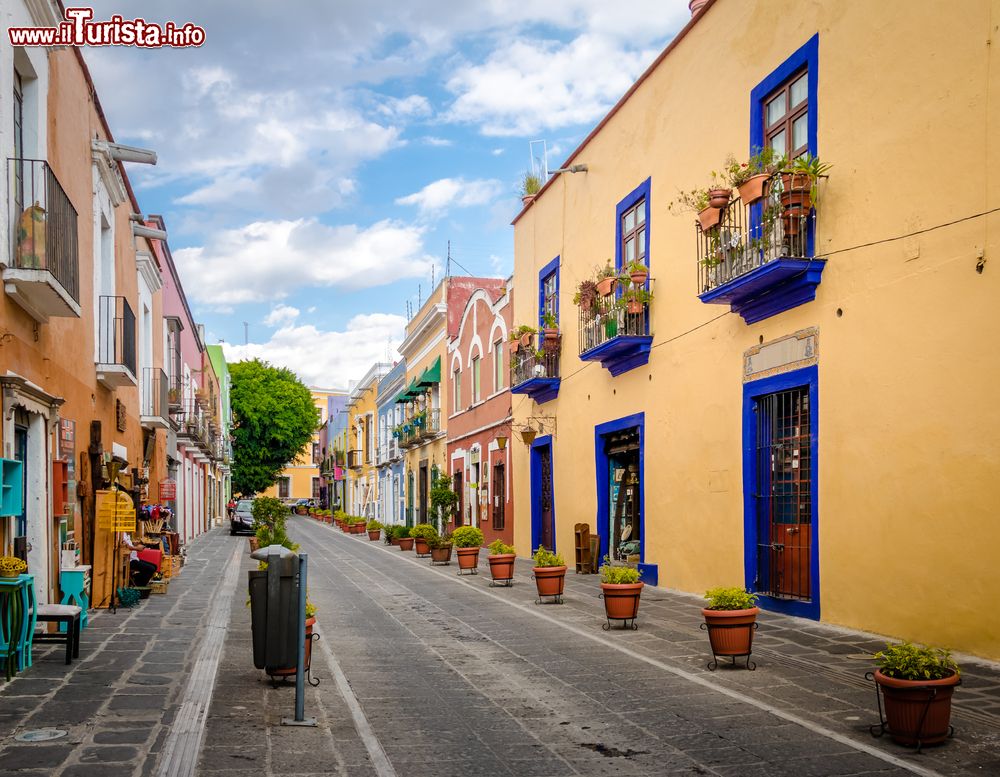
[263,389,339,501]
[345,379,379,514]
[512,0,999,658]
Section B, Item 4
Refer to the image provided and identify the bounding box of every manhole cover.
[15,729,67,743]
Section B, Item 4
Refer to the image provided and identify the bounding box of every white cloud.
[422,136,453,147]
[491,148,505,156]
[395,177,504,214]
[173,218,435,309]
[377,94,433,118]
[222,313,406,387]
[263,304,300,327]
[446,33,660,136]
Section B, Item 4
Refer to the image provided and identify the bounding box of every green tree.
[230,359,317,496]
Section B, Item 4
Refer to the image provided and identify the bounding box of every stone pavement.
[287,516,1000,777]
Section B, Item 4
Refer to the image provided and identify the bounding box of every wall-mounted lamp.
[518,427,537,446]
[496,435,508,451]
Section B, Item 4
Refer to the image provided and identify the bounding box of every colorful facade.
[345,366,388,517]
[446,281,513,547]
[510,0,999,659]
[263,388,344,503]
[376,362,406,526]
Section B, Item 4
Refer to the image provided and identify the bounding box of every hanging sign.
[159,478,177,500]
[96,489,136,531]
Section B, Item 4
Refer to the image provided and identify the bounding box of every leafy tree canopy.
[230,359,317,496]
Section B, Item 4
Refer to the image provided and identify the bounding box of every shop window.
[492,461,505,530]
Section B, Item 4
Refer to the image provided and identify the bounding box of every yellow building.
[345,364,389,518]
[511,0,999,659]
[264,388,345,504]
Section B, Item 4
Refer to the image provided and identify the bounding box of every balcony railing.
[510,341,561,404]
[417,408,441,439]
[696,171,827,324]
[578,291,653,376]
[347,449,363,469]
[141,367,170,429]
[4,158,80,320]
[96,295,137,388]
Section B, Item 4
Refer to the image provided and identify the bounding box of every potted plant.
[0,556,27,578]
[386,524,407,546]
[366,520,382,541]
[540,312,559,344]
[707,169,732,208]
[778,154,831,235]
[701,587,760,670]
[620,286,652,315]
[430,473,459,535]
[599,561,644,629]
[396,524,414,551]
[623,260,648,286]
[486,539,516,587]
[410,523,437,557]
[595,261,617,297]
[429,532,453,564]
[531,546,567,604]
[520,170,542,205]
[573,279,599,313]
[510,324,536,349]
[670,188,720,233]
[452,526,484,574]
[871,642,961,748]
[725,147,781,205]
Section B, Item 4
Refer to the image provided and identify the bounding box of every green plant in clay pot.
[519,170,542,203]
[452,525,484,575]
[595,261,617,297]
[366,519,382,541]
[598,558,644,628]
[531,546,567,603]
[409,523,438,556]
[701,587,760,670]
[486,539,516,586]
[574,279,599,312]
[871,642,961,748]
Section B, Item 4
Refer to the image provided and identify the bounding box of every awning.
[417,356,441,387]
[395,379,420,403]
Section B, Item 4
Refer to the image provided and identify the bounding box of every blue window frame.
[742,365,819,619]
[530,435,556,552]
[538,256,559,327]
[615,178,651,274]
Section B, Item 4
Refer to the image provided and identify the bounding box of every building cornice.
[398,303,447,357]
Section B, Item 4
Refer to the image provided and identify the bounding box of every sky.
[85,0,691,388]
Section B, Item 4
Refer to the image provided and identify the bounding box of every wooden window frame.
[620,199,647,268]
[764,68,809,159]
[541,271,558,321]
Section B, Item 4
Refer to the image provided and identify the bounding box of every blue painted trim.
[750,34,819,257]
[698,259,826,324]
[510,377,560,404]
[594,413,645,566]
[529,435,555,553]
[742,365,820,620]
[636,563,658,587]
[538,256,560,328]
[579,336,653,376]
[614,178,651,273]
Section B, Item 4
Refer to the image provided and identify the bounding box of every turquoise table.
[0,574,36,680]
[59,566,91,633]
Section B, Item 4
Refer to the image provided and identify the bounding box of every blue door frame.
[742,365,820,619]
[529,436,555,552]
[594,413,645,565]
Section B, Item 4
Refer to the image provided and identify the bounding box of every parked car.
[293,498,316,514]
[231,499,255,535]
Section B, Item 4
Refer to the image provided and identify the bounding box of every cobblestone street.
[1,521,998,776]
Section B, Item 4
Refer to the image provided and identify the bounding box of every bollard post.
[281,553,316,727]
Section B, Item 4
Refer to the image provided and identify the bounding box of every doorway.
[418,461,428,523]
[530,438,555,551]
[594,414,644,565]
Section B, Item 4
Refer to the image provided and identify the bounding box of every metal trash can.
[248,545,300,672]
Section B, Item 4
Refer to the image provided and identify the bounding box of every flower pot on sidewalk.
[398,537,414,551]
[430,544,453,564]
[532,566,567,603]
[872,670,960,748]
[601,582,644,628]
[367,529,381,541]
[456,546,480,575]
[487,553,515,586]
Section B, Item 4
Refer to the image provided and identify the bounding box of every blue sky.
[86,0,690,387]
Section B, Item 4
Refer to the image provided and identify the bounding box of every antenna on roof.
[447,240,451,278]
[529,140,548,179]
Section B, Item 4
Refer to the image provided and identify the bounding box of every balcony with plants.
[140,367,171,430]
[510,320,561,404]
[96,295,137,389]
[4,158,80,322]
[681,150,829,324]
[577,261,653,376]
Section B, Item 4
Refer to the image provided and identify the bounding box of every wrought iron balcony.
[696,171,827,324]
[140,367,170,429]
[578,291,653,376]
[347,449,363,469]
[96,295,137,388]
[510,340,560,404]
[416,408,441,440]
[4,158,80,321]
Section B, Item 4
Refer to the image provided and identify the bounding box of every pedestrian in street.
[122,532,157,587]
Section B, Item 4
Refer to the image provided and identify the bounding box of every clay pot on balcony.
[698,206,722,233]
[596,277,616,297]
[629,268,648,286]
[708,187,732,208]
[737,173,770,205]
[519,331,534,348]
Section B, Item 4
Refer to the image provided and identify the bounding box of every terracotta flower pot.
[532,565,567,599]
[367,529,381,541]
[398,537,414,551]
[596,277,616,297]
[701,607,760,656]
[414,537,430,555]
[543,328,559,343]
[520,332,534,347]
[431,545,453,564]
[629,269,648,286]
[354,523,367,534]
[874,669,960,747]
[626,300,644,314]
[708,187,732,208]
[268,616,316,678]
[456,546,480,572]
[390,537,401,546]
[510,340,520,354]
[698,206,722,233]
[737,173,769,205]
[487,553,515,583]
[521,194,534,207]
[601,582,644,620]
